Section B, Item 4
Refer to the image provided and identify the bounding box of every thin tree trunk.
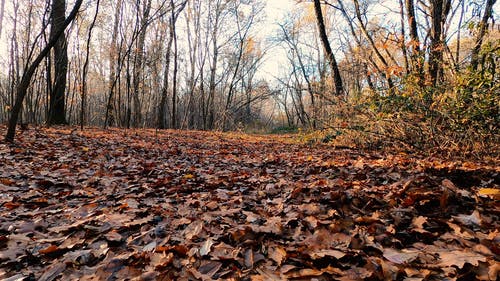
[398,0,409,75]
[313,0,344,96]
[352,0,394,90]
[470,0,496,71]
[158,25,173,129]
[132,0,152,128]
[207,22,219,129]
[0,0,5,36]
[406,0,423,80]
[105,0,123,127]
[81,0,99,130]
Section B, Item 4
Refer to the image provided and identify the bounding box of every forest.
[0,0,497,152]
[0,0,499,280]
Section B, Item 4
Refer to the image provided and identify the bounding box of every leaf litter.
[0,126,499,280]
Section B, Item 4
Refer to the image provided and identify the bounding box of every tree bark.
[313,0,344,97]
[132,0,152,128]
[5,0,83,142]
[81,0,100,130]
[405,0,423,81]
[428,0,451,87]
[48,0,68,125]
[470,0,496,71]
[105,0,123,127]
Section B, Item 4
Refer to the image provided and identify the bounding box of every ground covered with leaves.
[0,126,499,281]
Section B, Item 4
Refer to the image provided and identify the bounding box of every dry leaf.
[438,250,487,268]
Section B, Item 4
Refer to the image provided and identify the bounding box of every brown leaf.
[211,242,239,260]
[383,248,418,264]
[184,220,204,240]
[244,249,254,268]
[104,231,124,243]
[150,252,173,269]
[438,250,487,268]
[199,237,214,256]
[39,262,66,281]
[198,260,222,276]
[309,249,346,260]
[39,245,60,255]
[453,210,483,227]
[268,246,287,266]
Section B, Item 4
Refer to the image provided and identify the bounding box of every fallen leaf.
[39,262,66,281]
[438,250,487,268]
[309,249,346,260]
[268,246,287,265]
[39,245,60,255]
[383,248,418,264]
[199,238,214,256]
[478,188,500,199]
[453,210,483,227]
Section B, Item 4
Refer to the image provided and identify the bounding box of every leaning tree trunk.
[470,0,496,71]
[352,0,394,90]
[313,0,344,97]
[5,0,83,142]
[48,0,68,125]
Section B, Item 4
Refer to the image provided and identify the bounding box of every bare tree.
[131,0,152,127]
[470,0,497,71]
[5,0,83,142]
[48,0,69,124]
[428,0,451,87]
[80,0,100,130]
[352,0,394,90]
[313,0,344,96]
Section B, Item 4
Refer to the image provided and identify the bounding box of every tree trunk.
[81,0,99,130]
[313,0,344,96]
[428,0,451,87]
[132,0,152,128]
[405,0,423,81]
[207,3,220,130]
[352,0,394,90]
[0,0,5,36]
[48,0,68,125]
[105,0,123,127]
[158,24,173,129]
[470,0,496,71]
[5,0,83,142]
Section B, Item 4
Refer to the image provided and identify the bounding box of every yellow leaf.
[478,188,500,198]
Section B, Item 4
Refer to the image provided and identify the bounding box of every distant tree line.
[0,0,498,151]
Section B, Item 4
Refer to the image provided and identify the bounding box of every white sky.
[258,0,298,79]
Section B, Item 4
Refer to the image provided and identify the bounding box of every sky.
[1,0,499,76]
[258,0,297,79]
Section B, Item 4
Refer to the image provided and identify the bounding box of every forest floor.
[0,126,499,281]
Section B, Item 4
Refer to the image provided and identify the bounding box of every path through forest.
[0,127,499,280]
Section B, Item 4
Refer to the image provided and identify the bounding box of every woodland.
[0,0,499,280]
